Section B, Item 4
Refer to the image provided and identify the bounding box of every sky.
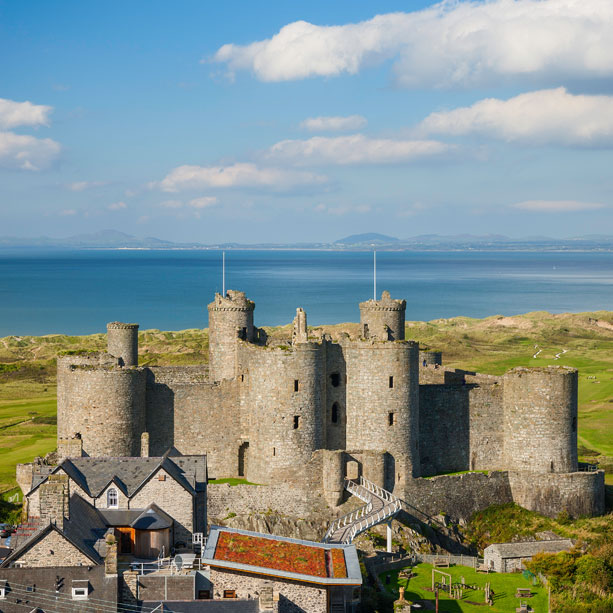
[2,0,613,243]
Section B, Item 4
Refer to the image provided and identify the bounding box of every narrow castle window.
[294,379,299,392]
[388,412,394,426]
[389,376,394,388]
[293,415,300,429]
[240,327,247,340]
[272,448,276,456]
[330,373,340,387]
[363,323,369,338]
[331,402,339,424]
[107,488,118,508]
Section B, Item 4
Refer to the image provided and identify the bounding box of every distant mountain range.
[3,229,613,251]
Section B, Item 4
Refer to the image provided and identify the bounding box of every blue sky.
[2,0,613,242]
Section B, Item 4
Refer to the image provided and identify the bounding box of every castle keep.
[56,290,605,520]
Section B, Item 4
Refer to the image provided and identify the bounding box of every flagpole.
[373,249,377,300]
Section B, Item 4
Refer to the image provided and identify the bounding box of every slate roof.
[485,539,574,559]
[29,453,207,498]
[1,494,109,568]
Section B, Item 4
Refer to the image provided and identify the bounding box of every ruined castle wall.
[238,342,326,484]
[468,381,504,470]
[325,342,347,450]
[508,470,605,518]
[503,367,578,473]
[57,355,146,457]
[401,472,514,521]
[146,368,240,476]
[344,340,420,488]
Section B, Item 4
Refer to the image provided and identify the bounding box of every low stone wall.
[207,482,327,520]
[137,573,194,601]
[401,471,514,521]
[508,470,606,518]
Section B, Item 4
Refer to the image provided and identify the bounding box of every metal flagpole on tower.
[222,251,226,296]
[373,249,377,300]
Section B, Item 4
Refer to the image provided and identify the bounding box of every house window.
[157,474,166,481]
[294,379,299,392]
[389,376,394,388]
[72,587,88,600]
[388,412,394,426]
[223,590,236,599]
[0,587,6,599]
[107,488,118,508]
[331,402,339,424]
[330,373,341,387]
[293,415,300,429]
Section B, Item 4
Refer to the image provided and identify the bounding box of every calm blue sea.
[1,249,612,336]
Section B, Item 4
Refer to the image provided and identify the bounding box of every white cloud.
[315,203,371,216]
[59,209,77,216]
[212,1,613,88]
[512,200,606,212]
[418,88,613,146]
[300,115,367,132]
[160,199,184,208]
[188,196,218,208]
[267,134,452,165]
[157,162,326,192]
[0,98,52,129]
[108,201,127,211]
[68,181,106,191]
[0,132,61,170]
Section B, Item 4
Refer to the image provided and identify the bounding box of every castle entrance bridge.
[323,476,401,551]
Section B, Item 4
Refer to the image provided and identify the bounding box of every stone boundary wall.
[137,574,194,601]
[207,483,326,519]
[508,470,605,518]
[401,472,513,521]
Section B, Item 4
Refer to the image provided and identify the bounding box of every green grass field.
[380,563,548,613]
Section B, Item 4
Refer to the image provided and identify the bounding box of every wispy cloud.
[300,115,367,132]
[0,132,61,171]
[68,181,107,192]
[418,88,613,147]
[108,201,127,211]
[314,202,371,216]
[0,98,52,129]
[267,134,452,165]
[512,200,606,212]
[156,162,327,192]
[212,0,613,88]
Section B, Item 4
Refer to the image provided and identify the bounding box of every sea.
[1,249,613,336]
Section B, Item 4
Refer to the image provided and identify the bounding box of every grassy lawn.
[0,389,57,493]
[380,563,548,613]
[208,477,260,486]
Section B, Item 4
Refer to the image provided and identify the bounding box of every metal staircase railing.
[323,476,401,544]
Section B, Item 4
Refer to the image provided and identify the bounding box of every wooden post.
[435,587,439,613]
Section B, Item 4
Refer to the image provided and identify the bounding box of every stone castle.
[56,290,605,521]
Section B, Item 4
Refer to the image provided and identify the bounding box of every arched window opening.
[388,412,394,426]
[330,373,341,387]
[331,402,339,424]
[107,487,118,508]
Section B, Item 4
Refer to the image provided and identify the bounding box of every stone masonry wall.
[130,468,195,545]
[508,470,605,518]
[14,529,93,567]
[210,567,328,613]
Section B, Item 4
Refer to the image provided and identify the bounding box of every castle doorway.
[238,442,249,477]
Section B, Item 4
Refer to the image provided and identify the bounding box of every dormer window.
[107,487,118,508]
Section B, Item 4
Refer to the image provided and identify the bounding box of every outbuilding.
[484,539,574,573]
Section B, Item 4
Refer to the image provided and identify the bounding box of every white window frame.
[72,586,88,600]
[0,586,6,599]
[107,487,118,508]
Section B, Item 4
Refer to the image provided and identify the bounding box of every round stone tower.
[242,342,326,484]
[57,354,146,457]
[208,290,255,382]
[107,322,139,366]
[503,366,578,473]
[359,290,406,341]
[344,339,420,488]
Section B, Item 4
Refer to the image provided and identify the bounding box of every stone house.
[484,539,575,573]
[19,452,207,556]
[201,526,362,612]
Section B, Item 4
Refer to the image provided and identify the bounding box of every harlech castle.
[55,290,605,521]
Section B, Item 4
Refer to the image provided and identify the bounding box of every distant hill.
[334,233,399,245]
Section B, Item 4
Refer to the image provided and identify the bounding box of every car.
[0,524,13,538]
